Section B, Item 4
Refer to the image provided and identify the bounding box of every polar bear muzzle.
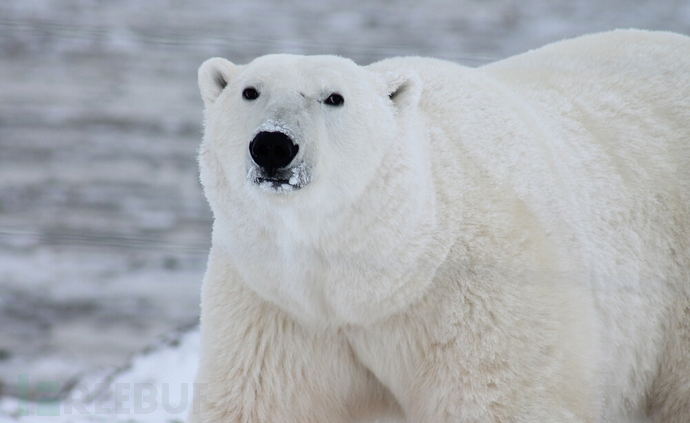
[247,130,310,192]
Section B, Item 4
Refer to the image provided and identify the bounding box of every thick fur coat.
[190,30,690,422]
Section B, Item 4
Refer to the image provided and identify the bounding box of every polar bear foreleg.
[189,249,394,423]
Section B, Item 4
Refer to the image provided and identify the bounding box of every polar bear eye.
[324,93,344,106]
[242,87,260,100]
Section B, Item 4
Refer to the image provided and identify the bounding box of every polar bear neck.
[211,126,443,327]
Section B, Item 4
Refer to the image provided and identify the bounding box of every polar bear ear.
[198,57,240,108]
[382,70,422,111]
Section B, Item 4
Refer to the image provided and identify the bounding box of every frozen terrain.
[0,0,688,421]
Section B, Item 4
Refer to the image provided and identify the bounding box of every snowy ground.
[0,327,199,423]
[0,0,688,421]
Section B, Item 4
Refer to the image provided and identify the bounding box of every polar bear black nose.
[249,131,299,174]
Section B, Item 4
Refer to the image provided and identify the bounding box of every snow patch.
[247,161,312,193]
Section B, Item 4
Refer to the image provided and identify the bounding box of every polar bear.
[191,30,690,423]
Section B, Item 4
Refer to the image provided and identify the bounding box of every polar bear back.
[483,29,690,196]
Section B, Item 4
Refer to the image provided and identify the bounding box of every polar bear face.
[198,55,434,325]
[199,54,417,210]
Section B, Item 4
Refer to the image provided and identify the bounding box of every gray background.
[1,0,689,397]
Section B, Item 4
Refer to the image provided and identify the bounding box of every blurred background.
[1,0,689,404]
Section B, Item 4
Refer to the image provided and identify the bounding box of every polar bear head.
[198,54,421,208]
[198,55,435,325]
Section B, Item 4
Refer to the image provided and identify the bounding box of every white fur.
[191,30,690,423]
